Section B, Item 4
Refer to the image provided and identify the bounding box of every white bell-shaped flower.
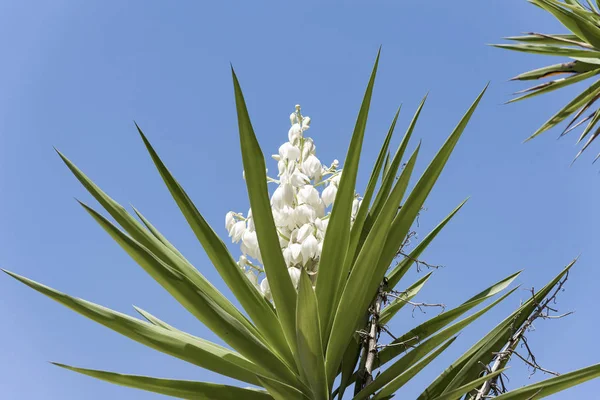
[294,204,316,226]
[298,185,320,208]
[302,138,315,159]
[290,169,309,187]
[296,223,313,243]
[260,278,272,301]
[288,267,301,288]
[301,234,319,264]
[288,123,302,144]
[245,270,259,288]
[272,183,294,209]
[303,154,322,179]
[289,243,303,265]
[302,116,311,129]
[237,254,248,269]
[279,142,301,161]
[352,197,362,218]
[229,220,246,243]
[242,230,259,258]
[225,211,235,231]
[322,184,337,207]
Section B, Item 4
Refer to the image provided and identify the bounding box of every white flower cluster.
[226,105,362,301]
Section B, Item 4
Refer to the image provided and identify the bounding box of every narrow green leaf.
[506,33,585,45]
[492,43,600,58]
[136,128,294,367]
[296,270,328,400]
[494,363,600,399]
[508,61,597,81]
[132,306,179,331]
[2,270,268,386]
[507,67,600,104]
[131,206,186,260]
[53,363,272,400]
[231,68,299,357]
[316,49,380,347]
[386,199,467,290]
[379,272,433,326]
[370,337,457,400]
[257,376,310,400]
[79,202,299,385]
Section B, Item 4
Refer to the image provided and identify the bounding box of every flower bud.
[279,142,301,161]
[288,123,302,144]
[302,155,322,179]
[225,211,235,231]
[229,220,246,243]
[321,184,337,207]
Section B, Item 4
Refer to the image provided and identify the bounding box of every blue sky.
[1,0,599,398]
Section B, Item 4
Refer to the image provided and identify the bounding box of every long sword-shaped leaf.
[493,363,600,399]
[132,206,186,260]
[492,43,600,58]
[369,337,457,400]
[79,202,299,385]
[379,272,433,326]
[53,363,272,400]
[316,49,380,347]
[56,151,258,338]
[137,128,294,367]
[2,270,268,385]
[296,270,328,400]
[507,67,600,104]
[325,145,420,384]
[418,260,575,400]
[386,199,467,290]
[258,376,310,400]
[231,68,299,358]
[508,61,597,81]
[373,86,486,301]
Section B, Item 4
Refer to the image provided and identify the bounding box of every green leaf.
[429,369,508,400]
[378,271,520,367]
[56,150,258,339]
[508,61,597,81]
[505,33,585,45]
[257,376,310,400]
[136,127,294,367]
[2,270,267,386]
[526,78,600,141]
[386,199,467,290]
[53,363,272,400]
[494,363,600,399]
[133,306,181,331]
[131,206,186,260]
[325,145,420,384]
[369,337,457,400]
[379,272,433,325]
[78,202,299,385]
[231,68,299,358]
[507,67,600,104]
[492,43,600,58]
[296,270,329,400]
[316,49,380,347]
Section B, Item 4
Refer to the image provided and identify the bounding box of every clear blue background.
[1,0,599,398]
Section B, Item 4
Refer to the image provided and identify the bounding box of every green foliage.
[4,51,599,399]
[497,0,600,162]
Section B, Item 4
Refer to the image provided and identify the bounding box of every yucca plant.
[496,0,600,162]
[4,51,599,399]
